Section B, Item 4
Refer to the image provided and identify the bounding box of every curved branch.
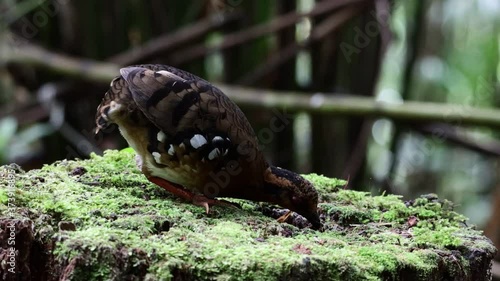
[4,39,500,129]
[170,0,368,65]
[106,12,242,65]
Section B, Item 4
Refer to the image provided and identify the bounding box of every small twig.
[343,175,350,189]
[2,104,50,125]
[37,83,103,155]
[350,222,393,227]
[79,181,101,186]
[412,123,500,157]
[3,34,118,84]
[384,0,426,192]
[171,0,368,65]
[342,120,373,183]
[106,12,242,65]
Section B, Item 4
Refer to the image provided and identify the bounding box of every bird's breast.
[116,116,265,196]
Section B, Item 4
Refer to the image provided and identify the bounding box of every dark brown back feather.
[119,65,261,162]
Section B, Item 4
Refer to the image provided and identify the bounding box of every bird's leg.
[147,176,239,213]
[192,195,240,214]
[277,210,293,223]
[148,176,197,201]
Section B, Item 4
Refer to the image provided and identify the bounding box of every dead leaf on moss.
[292,244,312,255]
[407,216,419,228]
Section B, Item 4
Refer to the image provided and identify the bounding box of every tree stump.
[0,149,497,280]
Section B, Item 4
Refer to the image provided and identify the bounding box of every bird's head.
[263,166,322,229]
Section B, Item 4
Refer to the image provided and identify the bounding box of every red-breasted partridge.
[95,64,321,229]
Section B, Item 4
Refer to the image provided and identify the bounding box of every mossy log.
[0,149,497,281]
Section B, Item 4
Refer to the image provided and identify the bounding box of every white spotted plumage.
[167,144,175,156]
[108,101,123,115]
[157,131,167,142]
[212,136,224,143]
[152,152,162,164]
[190,134,207,149]
[208,148,221,160]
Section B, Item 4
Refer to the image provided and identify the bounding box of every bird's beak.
[306,212,322,230]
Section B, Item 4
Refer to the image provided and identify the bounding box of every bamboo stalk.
[217,85,500,128]
[238,5,363,85]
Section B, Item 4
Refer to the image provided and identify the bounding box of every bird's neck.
[259,165,295,204]
[217,166,288,204]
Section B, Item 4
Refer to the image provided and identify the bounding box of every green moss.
[0,149,496,281]
[412,225,462,248]
[0,189,7,204]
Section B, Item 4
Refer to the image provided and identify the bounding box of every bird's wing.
[119,65,262,166]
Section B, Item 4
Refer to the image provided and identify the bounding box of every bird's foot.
[277,210,293,223]
[147,176,240,213]
[148,176,197,200]
[192,195,240,214]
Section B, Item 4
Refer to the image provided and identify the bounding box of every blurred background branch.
[4,36,500,129]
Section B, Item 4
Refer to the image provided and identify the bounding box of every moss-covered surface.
[0,149,497,281]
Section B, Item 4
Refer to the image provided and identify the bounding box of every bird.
[95,64,321,229]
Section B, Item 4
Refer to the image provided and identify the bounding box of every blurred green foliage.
[370,0,500,227]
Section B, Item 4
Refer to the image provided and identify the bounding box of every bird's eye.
[292,195,302,205]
